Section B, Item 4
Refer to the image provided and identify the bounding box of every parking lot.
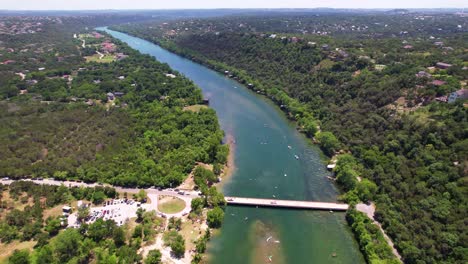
[67,198,152,228]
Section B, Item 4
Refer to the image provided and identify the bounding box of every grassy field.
[0,241,36,263]
[183,104,208,113]
[85,54,116,63]
[157,196,186,214]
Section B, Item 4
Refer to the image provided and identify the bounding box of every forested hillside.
[0,17,228,188]
[113,13,467,264]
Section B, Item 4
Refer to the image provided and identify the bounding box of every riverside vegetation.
[0,16,228,263]
[112,11,467,264]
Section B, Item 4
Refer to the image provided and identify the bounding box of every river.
[101,27,364,264]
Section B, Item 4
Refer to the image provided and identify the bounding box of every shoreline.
[216,133,236,190]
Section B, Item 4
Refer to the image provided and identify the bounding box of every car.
[175,189,180,192]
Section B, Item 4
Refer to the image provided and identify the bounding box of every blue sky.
[2,0,467,10]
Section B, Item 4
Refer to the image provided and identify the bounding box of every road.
[0,178,200,200]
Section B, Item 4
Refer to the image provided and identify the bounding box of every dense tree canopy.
[113,13,468,263]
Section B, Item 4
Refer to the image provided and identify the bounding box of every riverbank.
[216,133,236,190]
[102,27,365,264]
[124,36,397,262]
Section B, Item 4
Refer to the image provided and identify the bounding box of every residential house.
[107,92,115,101]
[415,71,432,78]
[432,80,446,86]
[436,62,452,69]
[448,89,468,103]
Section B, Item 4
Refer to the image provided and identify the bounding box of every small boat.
[274,240,280,243]
[284,173,287,177]
[266,236,272,242]
[294,155,299,160]
[244,217,248,221]
[287,145,292,149]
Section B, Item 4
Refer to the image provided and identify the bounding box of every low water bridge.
[225,196,349,211]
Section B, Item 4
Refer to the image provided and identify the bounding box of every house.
[19,89,28,95]
[115,53,128,60]
[448,89,468,103]
[403,45,413,49]
[434,41,444,46]
[321,44,330,50]
[415,71,432,78]
[432,80,446,86]
[3,59,16,65]
[436,62,452,69]
[107,92,115,100]
[435,96,448,102]
[337,49,349,58]
[375,64,387,71]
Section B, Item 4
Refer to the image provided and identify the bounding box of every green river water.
[101,27,364,264]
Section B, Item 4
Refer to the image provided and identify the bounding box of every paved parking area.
[67,199,152,228]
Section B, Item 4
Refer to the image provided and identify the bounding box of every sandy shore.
[216,133,236,190]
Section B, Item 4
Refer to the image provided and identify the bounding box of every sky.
[1,0,467,10]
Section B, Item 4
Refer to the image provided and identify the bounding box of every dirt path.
[356,203,402,262]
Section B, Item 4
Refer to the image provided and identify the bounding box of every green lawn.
[183,104,208,113]
[85,54,116,63]
[157,196,186,214]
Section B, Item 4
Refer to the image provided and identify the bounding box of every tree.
[45,217,62,236]
[8,250,30,264]
[302,118,318,137]
[356,179,378,202]
[207,207,224,228]
[145,250,162,264]
[91,191,106,204]
[171,236,185,258]
[52,228,82,263]
[137,189,147,202]
[315,132,340,156]
[88,219,115,242]
[136,208,145,222]
[205,187,226,207]
[113,227,126,247]
[35,245,54,264]
[163,230,185,258]
[168,217,182,231]
[191,198,204,215]
[77,206,90,223]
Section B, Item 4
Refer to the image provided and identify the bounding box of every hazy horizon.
[2,0,467,11]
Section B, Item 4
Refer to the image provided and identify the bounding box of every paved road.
[0,178,200,200]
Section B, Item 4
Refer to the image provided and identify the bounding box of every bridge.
[225,196,349,211]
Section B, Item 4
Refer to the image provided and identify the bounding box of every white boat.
[287,145,292,149]
[294,155,299,160]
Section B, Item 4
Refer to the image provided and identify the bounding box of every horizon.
[2,0,467,11]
